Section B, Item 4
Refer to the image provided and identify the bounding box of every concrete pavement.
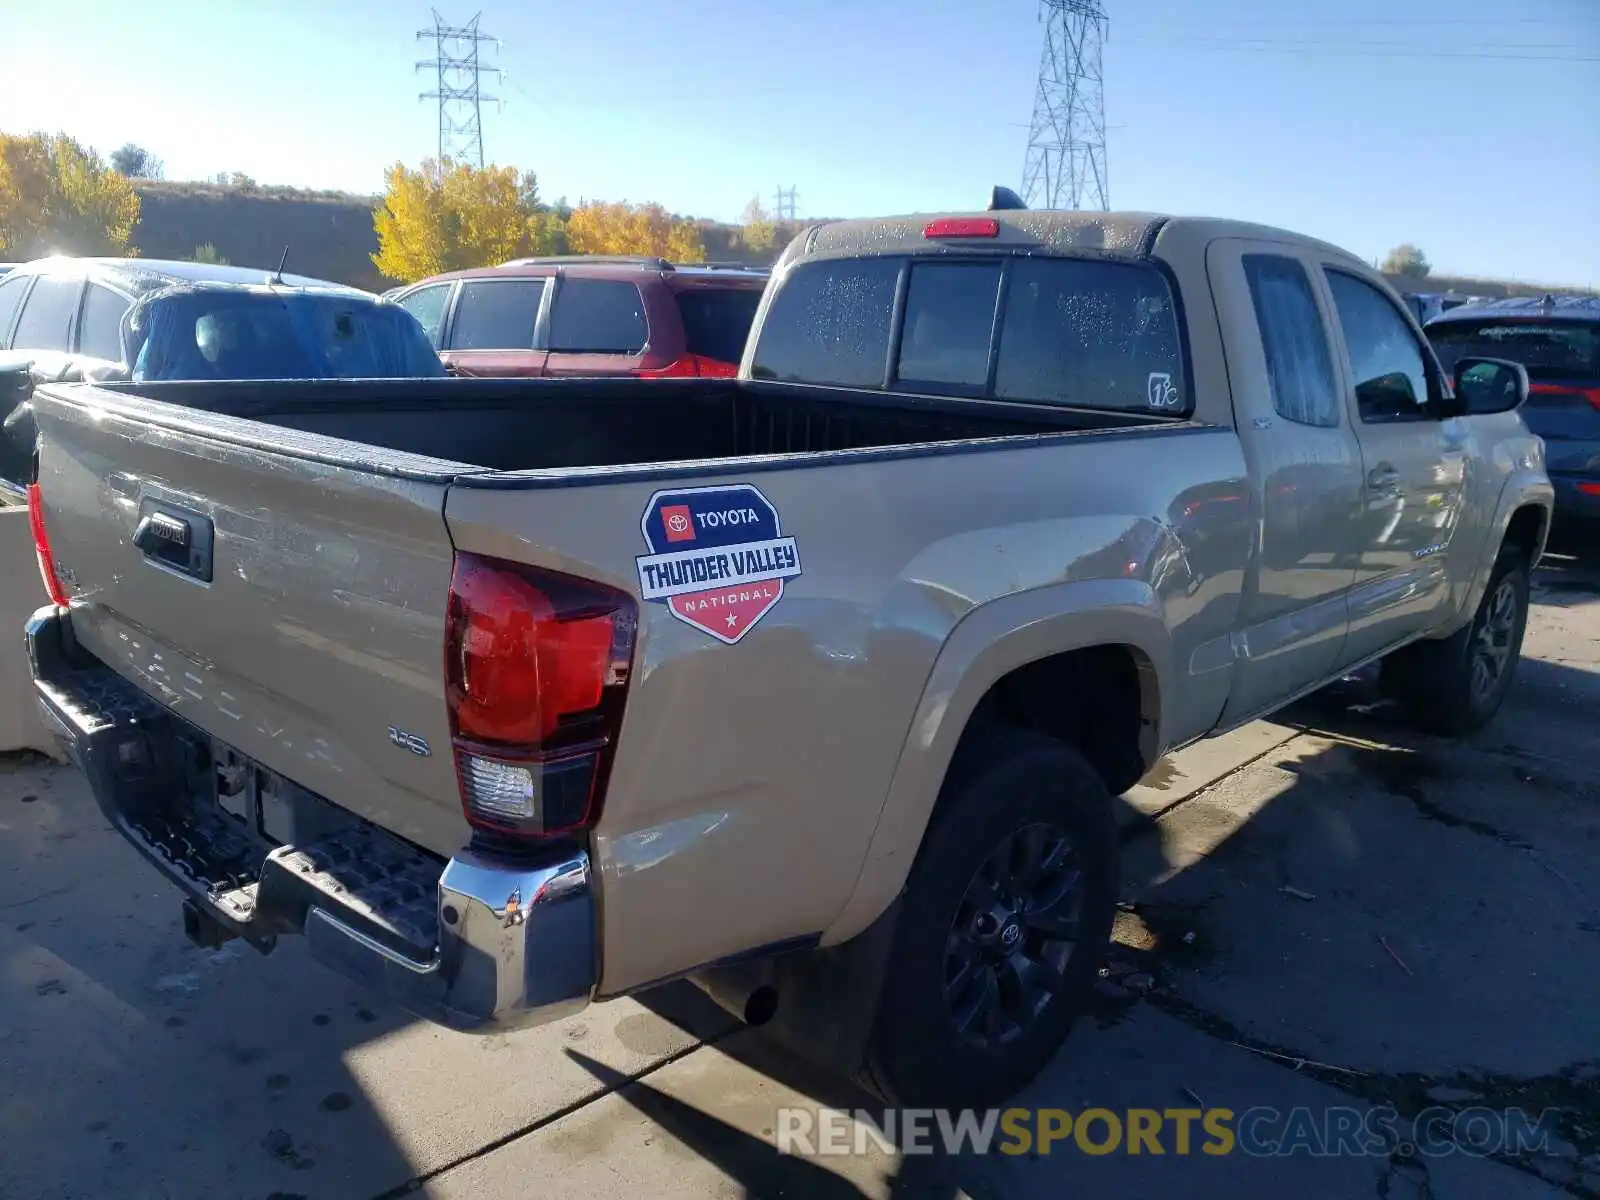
[3,553,1598,1199]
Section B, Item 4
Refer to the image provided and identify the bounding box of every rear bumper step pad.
[27,604,595,1033]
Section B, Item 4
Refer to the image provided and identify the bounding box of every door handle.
[1367,464,1401,494]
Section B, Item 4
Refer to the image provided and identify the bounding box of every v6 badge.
[388,726,431,757]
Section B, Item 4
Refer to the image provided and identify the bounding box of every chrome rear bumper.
[26,604,594,1033]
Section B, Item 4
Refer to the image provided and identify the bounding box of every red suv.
[389,256,768,379]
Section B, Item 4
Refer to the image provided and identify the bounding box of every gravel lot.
[3,551,1598,1200]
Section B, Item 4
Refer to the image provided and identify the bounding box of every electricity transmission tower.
[774,186,798,221]
[416,10,501,168]
[1021,0,1109,211]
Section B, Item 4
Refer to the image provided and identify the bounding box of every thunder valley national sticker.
[635,483,802,644]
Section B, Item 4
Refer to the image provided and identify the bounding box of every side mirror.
[1354,371,1423,420]
[1453,356,1529,416]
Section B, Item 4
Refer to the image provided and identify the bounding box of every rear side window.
[750,257,900,387]
[675,288,762,365]
[0,274,28,344]
[549,278,648,354]
[994,258,1184,413]
[448,279,545,351]
[1428,320,1599,383]
[1242,255,1340,428]
[397,283,452,348]
[79,284,130,362]
[11,275,80,352]
[897,262,1002,390]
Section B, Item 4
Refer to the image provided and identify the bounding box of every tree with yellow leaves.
[565,201,706,263]
[371,159,564,283]
[0,132,140,258]
[739,196,777,255]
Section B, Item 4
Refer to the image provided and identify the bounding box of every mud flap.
[691,896,903,1094]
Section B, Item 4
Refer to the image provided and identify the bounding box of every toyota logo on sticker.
[635,484,803,644]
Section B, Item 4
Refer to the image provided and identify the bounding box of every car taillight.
[1529,383,1600,412]
[27,483,69,607]
[444,552,636,841]
[923,217,999,239]
[635,354,739,378]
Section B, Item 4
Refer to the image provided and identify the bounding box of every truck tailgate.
[30,387,471,856]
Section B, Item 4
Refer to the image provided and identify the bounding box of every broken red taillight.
[444,552,636,841]
[923,217,1000,240]
[27,483,70,607]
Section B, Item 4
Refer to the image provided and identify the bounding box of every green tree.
[371,159,564,283]
[0,132,140,257]
[190,242,228,265]
[1382,243,1431,279]
[110,143,163,180]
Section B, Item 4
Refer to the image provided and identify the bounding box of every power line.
[1185,16,1584,25]
[1022,0,1109,212]
[1132,33,1589,50]
[1124,37,1598,62]
[416,10,502,168]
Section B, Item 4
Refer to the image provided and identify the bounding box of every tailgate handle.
[133,500,214,583]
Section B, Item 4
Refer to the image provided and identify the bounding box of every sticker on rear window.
[635,484,802,645]
[1147,372,1180,410]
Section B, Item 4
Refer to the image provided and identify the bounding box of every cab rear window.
[749,257,899,388]
[751,254,1186,414]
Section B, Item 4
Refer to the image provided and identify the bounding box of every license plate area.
[213,745,292,847]
[208,740,369,852]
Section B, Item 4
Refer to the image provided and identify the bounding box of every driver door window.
[1325,271,1433,423]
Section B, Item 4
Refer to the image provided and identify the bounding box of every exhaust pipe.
[689,960,779,1027]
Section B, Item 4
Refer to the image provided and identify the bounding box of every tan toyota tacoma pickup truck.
[23,208,1550,1107]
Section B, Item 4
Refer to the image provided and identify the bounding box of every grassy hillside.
[129,180,387,290]
[1380,272,1587,301]
[126,181,1592,299]
[127,181,801,289]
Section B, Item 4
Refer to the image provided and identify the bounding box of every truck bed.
[29,375,1193,860]
[91,377,1175,475]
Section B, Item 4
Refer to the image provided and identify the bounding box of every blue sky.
[1,0,1595,284]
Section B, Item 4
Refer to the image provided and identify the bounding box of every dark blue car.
[1428,295,1600,534]
[0,256,445,384]
[0,257,446,498]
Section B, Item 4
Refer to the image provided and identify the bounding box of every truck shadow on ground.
[0,750,427,1200]
[4,604,1596,1199]
[621,651,1600,1199]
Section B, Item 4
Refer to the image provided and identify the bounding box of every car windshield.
[1428,319,1600,383]
[125,289,447,381]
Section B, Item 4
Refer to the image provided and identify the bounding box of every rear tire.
[1379,543,1531,736]
[864,725,1118,1109]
